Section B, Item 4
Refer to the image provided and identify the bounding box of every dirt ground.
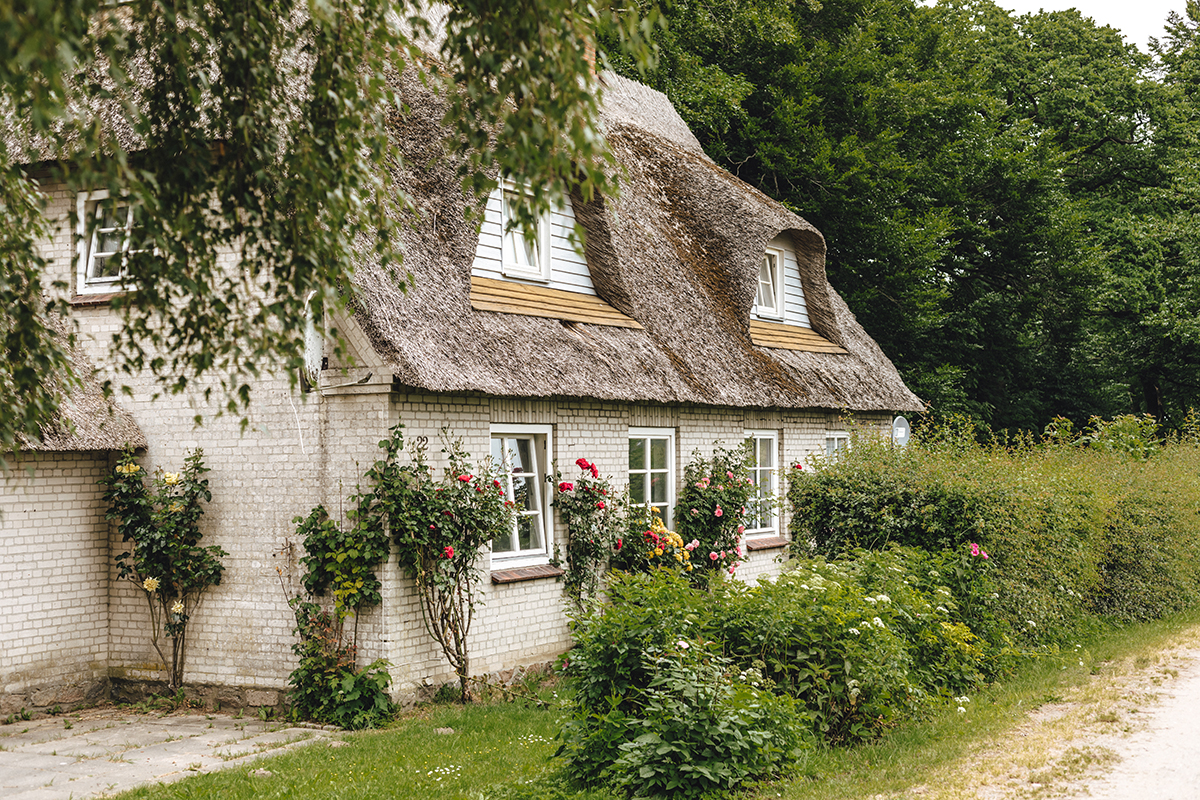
[917,624,1200,800]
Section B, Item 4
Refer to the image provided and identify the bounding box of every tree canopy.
[602,0,1200,433]
[0,0,655,452]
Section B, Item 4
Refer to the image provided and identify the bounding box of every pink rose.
[715,506,723,517]
[982,551,989,559]
[970,543,980,557]
[727,471,734,479]
[559,482,574,492]
[710,552,719,561]
[737,525,745,534]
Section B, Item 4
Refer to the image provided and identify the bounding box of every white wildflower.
[957,706,966,714]
[872,617,885,629]
[848,628,861,636]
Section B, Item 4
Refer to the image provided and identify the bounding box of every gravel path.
[1064,647,1200,800]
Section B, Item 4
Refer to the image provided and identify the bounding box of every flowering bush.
[362,425,513,701]
[611,506,697,576]
[102,448,226,690]
[673,445,754,584]
[549,457,625,606]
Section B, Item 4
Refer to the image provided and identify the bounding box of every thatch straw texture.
[351,70,921,412]
[14,316,146,454]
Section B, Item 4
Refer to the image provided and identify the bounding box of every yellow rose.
[142,577,160,592]
[163,472,181,486]
[654,548,663,557]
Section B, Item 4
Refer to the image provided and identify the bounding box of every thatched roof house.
[351,70,921,414]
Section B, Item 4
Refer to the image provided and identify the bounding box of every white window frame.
[490,424,553,568]
[825,431,850,463]
[743,430,779,538]
[499,183,551,282]
[628,427,675,529]
[76,189,140,295]
[754,246,785,320]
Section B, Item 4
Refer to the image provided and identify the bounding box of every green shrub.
[714,562,917,742]
[561,570,806,794]
[787,416,1200,643]
[286,600,393,729]
[608,650,804,798]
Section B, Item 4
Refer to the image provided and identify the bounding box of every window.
[744,431,779,537]
[754,246,784,319]
[500,184,550,281]
[825,432,849,462]
[76,190,141,294]
[629,428,674,528]
[491,425,552,566]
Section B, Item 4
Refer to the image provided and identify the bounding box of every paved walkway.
[0,708,335,799]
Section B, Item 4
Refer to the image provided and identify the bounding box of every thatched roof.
[351,70,922,413]
[14,316,147,453]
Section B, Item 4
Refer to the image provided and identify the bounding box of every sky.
[988,1,1187,52]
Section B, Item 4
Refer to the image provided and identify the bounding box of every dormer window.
[77,190,142,294]
[755,246,784,319]
[500,185,550,281]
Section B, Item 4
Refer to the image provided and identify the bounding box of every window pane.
[760,437,773,467]
[494,526,514,553]
[517,513,541,551]
[650,472,666,504]
[502,191,540,270]
[91,254,120,279]
[629,474,646,505]
[491,437,503,464]
[650,438,667,470]
[515,438,534,475]
[629,438,645,471]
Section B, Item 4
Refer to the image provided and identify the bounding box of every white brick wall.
[0,452,111,698]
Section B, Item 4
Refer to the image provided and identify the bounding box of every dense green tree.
[603,0,1199,432]
[0,0,656,454]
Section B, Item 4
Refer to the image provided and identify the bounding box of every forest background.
[602,0,1200,434]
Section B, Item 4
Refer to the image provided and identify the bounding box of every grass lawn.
[110,604,1200,800]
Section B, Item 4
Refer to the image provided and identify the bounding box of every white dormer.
[753,234,809,327]
[472,184,596,296]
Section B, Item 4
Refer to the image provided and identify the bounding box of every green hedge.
[788,418,1200,629]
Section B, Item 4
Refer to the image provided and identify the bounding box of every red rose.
[458,474,471,482]
[596,501,605,509]
[443,546,454,559]
[616,538,623,550]
[559,482,574,492]
[575,457,591,471]
[590,465,599,479]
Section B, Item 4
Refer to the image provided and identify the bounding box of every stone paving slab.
[0,708,337,799]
